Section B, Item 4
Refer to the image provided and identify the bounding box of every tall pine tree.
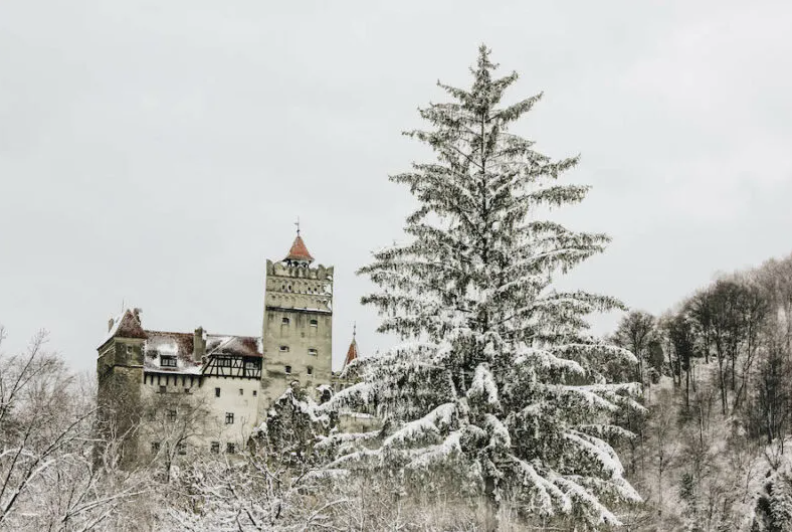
[322,46,641,529]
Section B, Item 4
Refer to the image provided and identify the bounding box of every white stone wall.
[199,376,261,449]
[137,372,260,458]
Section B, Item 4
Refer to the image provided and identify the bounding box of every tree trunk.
[483,475,499,532]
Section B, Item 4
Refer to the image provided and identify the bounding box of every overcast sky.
[2,0,792,373]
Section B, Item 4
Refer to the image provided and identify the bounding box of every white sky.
[2,0,791,372]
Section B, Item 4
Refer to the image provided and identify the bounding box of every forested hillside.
[611,252,792,531]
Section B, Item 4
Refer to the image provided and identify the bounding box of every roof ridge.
[144,330,193,336]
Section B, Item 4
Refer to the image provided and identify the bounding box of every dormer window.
[160,355,177,368]
[308,348,318,356]
[279,346,290,353]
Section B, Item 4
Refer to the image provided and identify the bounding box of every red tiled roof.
[285,235,314,263]
[344,339,358,367]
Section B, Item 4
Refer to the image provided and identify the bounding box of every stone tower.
[95,308,147,467]
[261,231,334,404]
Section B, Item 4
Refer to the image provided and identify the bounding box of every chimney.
[132,308,142,324]
[193,327,206,363]
[108,318,115,332]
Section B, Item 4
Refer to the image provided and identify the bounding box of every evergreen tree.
[322,46,641,529]
[753,470,792,532]
[254,384,332,469]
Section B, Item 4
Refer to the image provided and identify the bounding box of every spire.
[284,220,314,264]
[344,323,358,367]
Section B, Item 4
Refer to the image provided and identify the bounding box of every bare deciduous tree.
[0,328,141,531]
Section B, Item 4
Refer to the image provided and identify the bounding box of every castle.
[95,231,359,464]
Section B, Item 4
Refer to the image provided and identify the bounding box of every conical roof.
[99,308,147,348]
[344,338,358,367]
[284,235,314,263]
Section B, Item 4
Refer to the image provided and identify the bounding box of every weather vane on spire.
[353,321,357,339]
[295,216,301,236]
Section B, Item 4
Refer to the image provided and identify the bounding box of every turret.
[344,323,359,368]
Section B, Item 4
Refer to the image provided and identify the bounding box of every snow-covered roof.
[143,331,200,374]
[97,309,147,349]
[142,330,262,375]
[98,309,263,376]
[205,335,262,358]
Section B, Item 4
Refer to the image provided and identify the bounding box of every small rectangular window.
[308,348,318,356]
[167,409,177,421]
[225,412,234,425]
[284,365,292,374]
[309,319,318,327]
[252,390,257,396]
[151,442,160,453]
[159,385,167,394]
[160,355,177,368]
[215,387,220,397]
[239,388,243,396]
[126,345,134,355]
[177,442,187,455]
[281,317,290,325]
[210,441,220,454]
[279,345,290,352]
[307,366,313,375]
[226,442,236,454]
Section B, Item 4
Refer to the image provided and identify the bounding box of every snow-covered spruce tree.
[321,46,641,529]
[253,383,333,469]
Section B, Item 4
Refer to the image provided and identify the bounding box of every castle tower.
[96,308,147,466]
[261,230,334,404]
